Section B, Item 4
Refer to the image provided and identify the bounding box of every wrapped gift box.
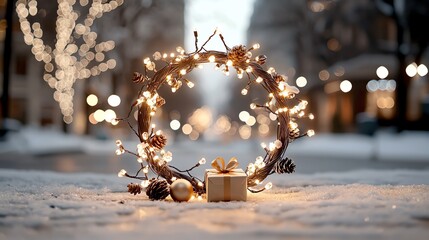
[205,169,247,202]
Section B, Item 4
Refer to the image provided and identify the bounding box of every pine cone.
[132,72,146,84]
[172,80,182,90]
[150,134,167,150]
[289,127,300,141]
[273,73,286,83]
[146,179,170,200]
[155,96,165,107]
[256,55,267,65]
[127,183,142,195]
[228,45,250,63]
[274,158,296,174]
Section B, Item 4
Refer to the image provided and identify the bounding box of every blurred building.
[247,0,429,133]
[0,0,197,136]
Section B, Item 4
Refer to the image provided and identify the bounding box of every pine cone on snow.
[274,158,296,174]
[228,45,250,63]
[127,183,142,195]
[150,134,167,150]
[146,179,170,200]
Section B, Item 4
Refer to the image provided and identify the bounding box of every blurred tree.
[97,0,201,131]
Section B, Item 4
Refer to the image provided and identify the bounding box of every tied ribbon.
[211,157,239,173]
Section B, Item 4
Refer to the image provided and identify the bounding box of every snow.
[0,169,428,240]
[2,127,428,162]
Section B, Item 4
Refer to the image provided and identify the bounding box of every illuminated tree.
[15,0,124,123]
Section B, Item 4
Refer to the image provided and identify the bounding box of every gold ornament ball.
[170,179,194,202]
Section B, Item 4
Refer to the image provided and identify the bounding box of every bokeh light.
[86,94,98,106]
[376,66,388,79]
[239,125,251,139]
[340,80,352,93]
[417,64,428,77]
[296,76,307,88]
[182,124,193,135]
[406,63,417,77]
[170,120,181,131]
[107,94,121,107]
[239,111,250,122]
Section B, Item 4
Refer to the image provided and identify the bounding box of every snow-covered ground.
[1,128,429,239]
[0,169,428,240]
[1,127,428,162]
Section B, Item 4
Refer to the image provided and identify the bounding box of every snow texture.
[0,169,428,240]
[2,127,428,162]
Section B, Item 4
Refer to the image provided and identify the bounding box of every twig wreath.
[115,30,315,200]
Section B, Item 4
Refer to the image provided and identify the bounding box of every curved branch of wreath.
[115,30,315,196]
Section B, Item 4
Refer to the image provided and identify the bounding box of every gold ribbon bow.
[211,157,239,173]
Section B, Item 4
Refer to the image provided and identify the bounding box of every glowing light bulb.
[115,140,122,146]
[226,60,233,66]
[274,140,282,149]
[187,81,195,88]
[180,69,187,75]
[141,180,150,188]
[250,103,256,109]
[115,148,125,155]
[142,132,149,140]
[307,129,315,137]
[208,55,216,62]
[252,43,260,49]
[241,88,248,95]
[193,54,200,60]
[256,77,263,83]
[265,182,273,190]
[117,169,127,177]
[199,158,206,165]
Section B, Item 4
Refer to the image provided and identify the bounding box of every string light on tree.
[16,0,123,124]
[114,30,315,200]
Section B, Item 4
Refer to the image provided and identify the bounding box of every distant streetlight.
[405,62,427,77]
[170,120,181,131]
[417,64,428,77]
[340,80,352,93]
[406,63,418,77]
[86,94,98,106]
[296,76,307,87]
[107,94,121,107]
[376,66,389,79]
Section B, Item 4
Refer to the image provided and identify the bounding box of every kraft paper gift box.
[205,169,247,202]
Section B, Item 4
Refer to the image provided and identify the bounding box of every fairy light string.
[116,30,315,196]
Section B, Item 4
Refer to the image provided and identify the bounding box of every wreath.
[115,30,314,201]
